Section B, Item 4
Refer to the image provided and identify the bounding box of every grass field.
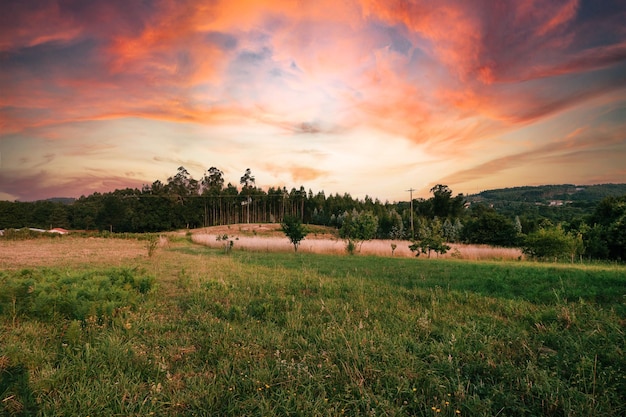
[191,224,524,260]
[1,234,625,416]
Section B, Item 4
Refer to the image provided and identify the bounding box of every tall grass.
[1,239,624,416]
[192,233,524,261]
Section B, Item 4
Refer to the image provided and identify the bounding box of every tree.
[202,167,224,193]
[339,210,378,254]
[202,167,225,226]
[461,205,519,246]
[521,226,581,261]
[584,195,626,260]
[608,213,626,260]
[514,216,523,234]
[442,218,458,242]
[430,184,452,218]
[48,205,70,229]
[240,168,255,223]
[167,166,198,202]
[239,168,255,190]
[281,215,308,252]
[378,208,404,239]
[409,218,451,258]
[166,166,200,228]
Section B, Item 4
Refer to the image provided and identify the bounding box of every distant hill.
[44,197,76,205]
[467,184,626,205]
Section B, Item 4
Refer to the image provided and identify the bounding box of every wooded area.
[1,167,625,261]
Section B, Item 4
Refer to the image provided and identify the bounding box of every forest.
[1,166,625,261]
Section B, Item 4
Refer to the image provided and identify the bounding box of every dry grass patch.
[192,225,524,261]
[190,223,337,239]
[0,237,147,269]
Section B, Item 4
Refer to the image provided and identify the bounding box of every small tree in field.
[409,235,451,258]
[408,218,451,258]
[281,215,308,252]
[522,226,581,262]
[339,210,378,254]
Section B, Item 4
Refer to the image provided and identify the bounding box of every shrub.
[0,268,154,323]
[146,234,159,257]
[216,234,235,254]
[522,226,582,262]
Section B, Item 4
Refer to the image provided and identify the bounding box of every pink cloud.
[436,122,625,188]
[0,170,148,202]
[4,0,622,135]
[1,1,625,201]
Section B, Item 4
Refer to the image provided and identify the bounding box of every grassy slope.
[1,238,625,416]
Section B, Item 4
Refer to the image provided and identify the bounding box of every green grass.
[236,252,625,307]
[1,242,625,416]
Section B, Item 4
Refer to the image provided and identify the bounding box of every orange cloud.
[536,0,580,36]
[2,1,625,202]
[288,166,330,183]
[436,120,626,189]
[263,162,330,183]
[0,169,148,201]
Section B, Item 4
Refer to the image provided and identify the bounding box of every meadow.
[1,233,625,416]
[190,224,524,261]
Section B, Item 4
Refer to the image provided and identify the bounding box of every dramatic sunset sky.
[1,0,625,202]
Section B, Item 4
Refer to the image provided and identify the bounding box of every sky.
[1,0,626,202]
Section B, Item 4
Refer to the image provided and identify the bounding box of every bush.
[522,226,582,262]
[0,268,154,323]
[216,234,234,254]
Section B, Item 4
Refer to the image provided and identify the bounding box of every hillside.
[467,183,626,204]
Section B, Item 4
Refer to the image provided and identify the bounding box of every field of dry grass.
[0,225,523,269]
[0,237,148,270]
[191,223,524,261]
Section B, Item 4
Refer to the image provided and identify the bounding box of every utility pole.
[406,188,415,239]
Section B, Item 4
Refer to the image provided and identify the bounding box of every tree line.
[1,166,624,261]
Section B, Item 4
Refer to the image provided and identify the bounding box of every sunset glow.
[1,0,625,201]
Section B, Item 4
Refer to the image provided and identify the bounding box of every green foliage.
[584,195,626,260]
[280,215,308,252]
[409,218,454,258]
[409,219,451,258]
[462,205,520,246]
[473,183,626,204]
[522,226,582,261]
[216,234,235,254]
[430,184,465,218]
[0,362,39,416]
[409,237,451,258]
[146,234,159,257]
[377,208,404,239]
[345,239,356,255]
[339,210,378,253]
[0,268,154,323]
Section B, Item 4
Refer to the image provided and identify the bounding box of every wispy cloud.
[0,169,147,201]
[1,0,625,201]
[437,120,626,189]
